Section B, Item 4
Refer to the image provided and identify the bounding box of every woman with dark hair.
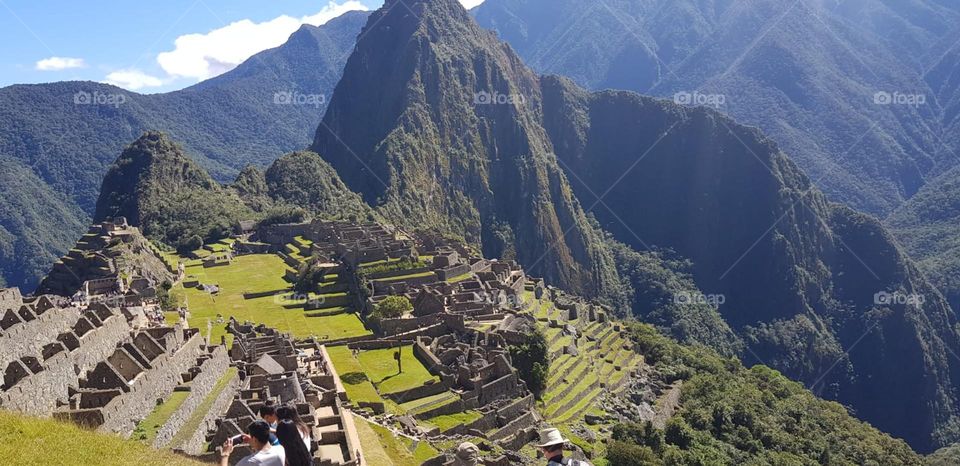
[276,404,312,452]
[276,420,313,466]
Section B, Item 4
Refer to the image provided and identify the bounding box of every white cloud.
[104,69,164,90]
[35,57,86,71]
[460,0,485,9]
[156,1,367,81]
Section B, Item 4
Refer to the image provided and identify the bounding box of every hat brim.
[535,438,569,448]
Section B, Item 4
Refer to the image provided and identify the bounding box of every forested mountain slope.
[0,10,369,290]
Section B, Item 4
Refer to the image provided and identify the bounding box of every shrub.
[374,296,413,319]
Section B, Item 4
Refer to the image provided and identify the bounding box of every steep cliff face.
[312,0,617,297]
[94,131,251,250]
[538,77,960,451]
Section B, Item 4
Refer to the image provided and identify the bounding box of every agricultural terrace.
[519,288,646,458]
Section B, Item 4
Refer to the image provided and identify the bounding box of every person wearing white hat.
[451,442,480,466]
[536,428,590,466]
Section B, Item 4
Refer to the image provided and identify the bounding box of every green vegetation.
[355,417,438,466]
[398,392,457,413]
[887,165,960,312]
[359,257,428,276]
[264,151,375,222]
[133,391,190,442]
[94,131,252,252]
[0,155,88,291]
[508,329,549,397]
[169,254,370,343]
[0,409,206,466]
[356,346,439,395]
[604,323,921,465]
[325,346,385,407]
[372,295,413,320]
[166,367,238,449]
[0,11,373,290]
[422,410,483,432]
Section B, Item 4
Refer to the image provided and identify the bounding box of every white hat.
[535,428,569,448]
[452,442,479,466]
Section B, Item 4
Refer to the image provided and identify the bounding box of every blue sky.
[0,0,483,93]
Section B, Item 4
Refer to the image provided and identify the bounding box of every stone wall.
[95,332,204,435]
[153,345,230,448]
[0,304,79,369]
[175,369,241,454]
[0,308,130,416]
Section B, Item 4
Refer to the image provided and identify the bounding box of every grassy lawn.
[167,367,238,449]
[356,346,439,395]
[0,410,207,466]
[444,272,473,283]
[422,410,483,432]
[355,418,437,466]
[133,391,190,443]
[326,346,386,406]
[168,254,371,342]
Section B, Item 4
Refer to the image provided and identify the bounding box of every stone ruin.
[35,218,174,303]
[202,322,363,466]
[0,287,220,438]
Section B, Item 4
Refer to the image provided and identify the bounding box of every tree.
[509,330,549,396]
[606,440,659,466]
[374,296,413,320]
[177,234,203,254]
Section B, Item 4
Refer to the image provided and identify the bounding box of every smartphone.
[230,434,246,446]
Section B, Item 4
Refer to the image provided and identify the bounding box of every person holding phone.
[219,420,286,466]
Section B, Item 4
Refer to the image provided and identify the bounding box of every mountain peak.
[312,0,615,297]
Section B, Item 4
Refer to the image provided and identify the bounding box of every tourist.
[276,420,313,466]
[219,420,286,466]
[276,404,312,452]
[451,442,480,466]
[537,428,590,466]
[260,402,279,430]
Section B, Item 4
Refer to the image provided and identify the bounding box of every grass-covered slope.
[0,410,206,466]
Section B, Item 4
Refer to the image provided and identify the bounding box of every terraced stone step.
[551,385,604,424]
[547,354,586,388]
[544,359,595,404]
[547,371,599,419]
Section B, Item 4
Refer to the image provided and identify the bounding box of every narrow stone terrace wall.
[153,345,230,448]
